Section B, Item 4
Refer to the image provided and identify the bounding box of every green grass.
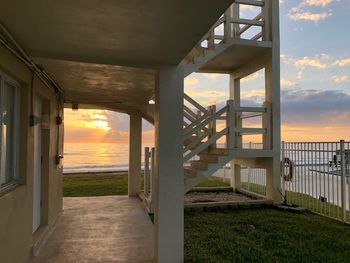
[63,172,131,196]
[63,173,226,197]
[185,207,350,263]
[196,177,230,188]
[64,173,350,262]
[241,182,350,222]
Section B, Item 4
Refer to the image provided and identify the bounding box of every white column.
[128,111,142,196]
[153,65,184,263]
[229,74,241,191]
[264,0,281,203]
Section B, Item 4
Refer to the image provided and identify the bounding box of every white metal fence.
[282,140,350,223]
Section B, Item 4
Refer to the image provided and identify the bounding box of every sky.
[64,0,350,144]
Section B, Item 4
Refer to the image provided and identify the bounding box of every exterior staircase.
[182,94,272,193]
[143,1,275,195]
[181,1,274,193]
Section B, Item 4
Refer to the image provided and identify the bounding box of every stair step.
[190,160,208,170]
[199,153,219,163]
[184,167,199,178]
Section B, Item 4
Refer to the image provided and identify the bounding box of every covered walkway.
[30,196,153,263]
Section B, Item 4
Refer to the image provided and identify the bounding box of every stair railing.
[183,98,272,163]
[184,0,271,64]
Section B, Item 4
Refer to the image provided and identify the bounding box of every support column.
[229,74,241,191]
[154,65,184,263]
[264,0,281,203]
[128,111,142,196]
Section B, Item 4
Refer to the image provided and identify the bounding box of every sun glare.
[85,120,111,131]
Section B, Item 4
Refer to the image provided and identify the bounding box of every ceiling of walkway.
[0,0,232,111]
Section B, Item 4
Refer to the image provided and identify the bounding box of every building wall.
[0,45,63,263]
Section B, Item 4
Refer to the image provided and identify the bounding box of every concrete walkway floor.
[30,196,153,263]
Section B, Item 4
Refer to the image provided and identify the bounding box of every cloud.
[281,89,350,125]
[281,78,297,87]
[288,11,332,22]
[288,0,334,22]
[294,56,328,69]
[301,0,334,7]
[241,72,261,83]
[185,77,199,86]
[331,75,349,83]
[333,58,350,67]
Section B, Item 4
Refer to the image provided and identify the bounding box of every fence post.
[248,142,252,191]
[340,140,347,222]
[281,141,286,200]
[144,147,150,198]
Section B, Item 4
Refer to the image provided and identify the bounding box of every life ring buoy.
[281,157,294,181]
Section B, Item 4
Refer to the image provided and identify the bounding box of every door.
[33,97,42,233]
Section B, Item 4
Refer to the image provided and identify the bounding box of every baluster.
[208,105,217,150]
[224,5,233,42]
[262,0,271,41]
[150,147,156,214]
[232,3,240,38]
[207,29,215,50]
[144,147,150,198]
[226,100,235,149]
[262,101,272,149]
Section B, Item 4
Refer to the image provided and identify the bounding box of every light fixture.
[148,99,155,105]
[72,103,79,111]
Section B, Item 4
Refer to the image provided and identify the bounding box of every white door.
[32,98,42,233]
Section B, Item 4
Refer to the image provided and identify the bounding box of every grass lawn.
[63,172,132,196]
[63,172,227,197]
[63,173,350,262]
[185,207,350,263]
[241,182,350,222]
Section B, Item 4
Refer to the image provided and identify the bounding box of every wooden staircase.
[182,94,272,193]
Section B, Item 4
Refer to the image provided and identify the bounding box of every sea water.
[63,142,154,173]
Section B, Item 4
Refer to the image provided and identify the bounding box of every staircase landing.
[198,39,271,74]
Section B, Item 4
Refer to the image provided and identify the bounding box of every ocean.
[63,142,154,173]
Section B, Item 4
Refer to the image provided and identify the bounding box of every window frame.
[0,70,20,192]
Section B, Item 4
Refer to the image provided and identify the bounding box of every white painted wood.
[128,111,142,196]
[233,18,264,27]
[237,106,266,113]
[144,147,150,198]
[208,105,217,150]
[150,147,155,213]
[183,128,228,163]
[262,0,270,41]
[234,0,265,7]
[264,0,281,203]
[183,106,228,139]
[33,97,42,233]
[154,66,184,263]
[262,101,272,149]
[226,100,235,149]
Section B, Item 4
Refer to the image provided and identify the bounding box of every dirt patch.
[185,191,256,203]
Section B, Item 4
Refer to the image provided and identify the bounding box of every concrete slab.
[30,196,153,263]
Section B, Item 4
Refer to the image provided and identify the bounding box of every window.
[0,72,20,191]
